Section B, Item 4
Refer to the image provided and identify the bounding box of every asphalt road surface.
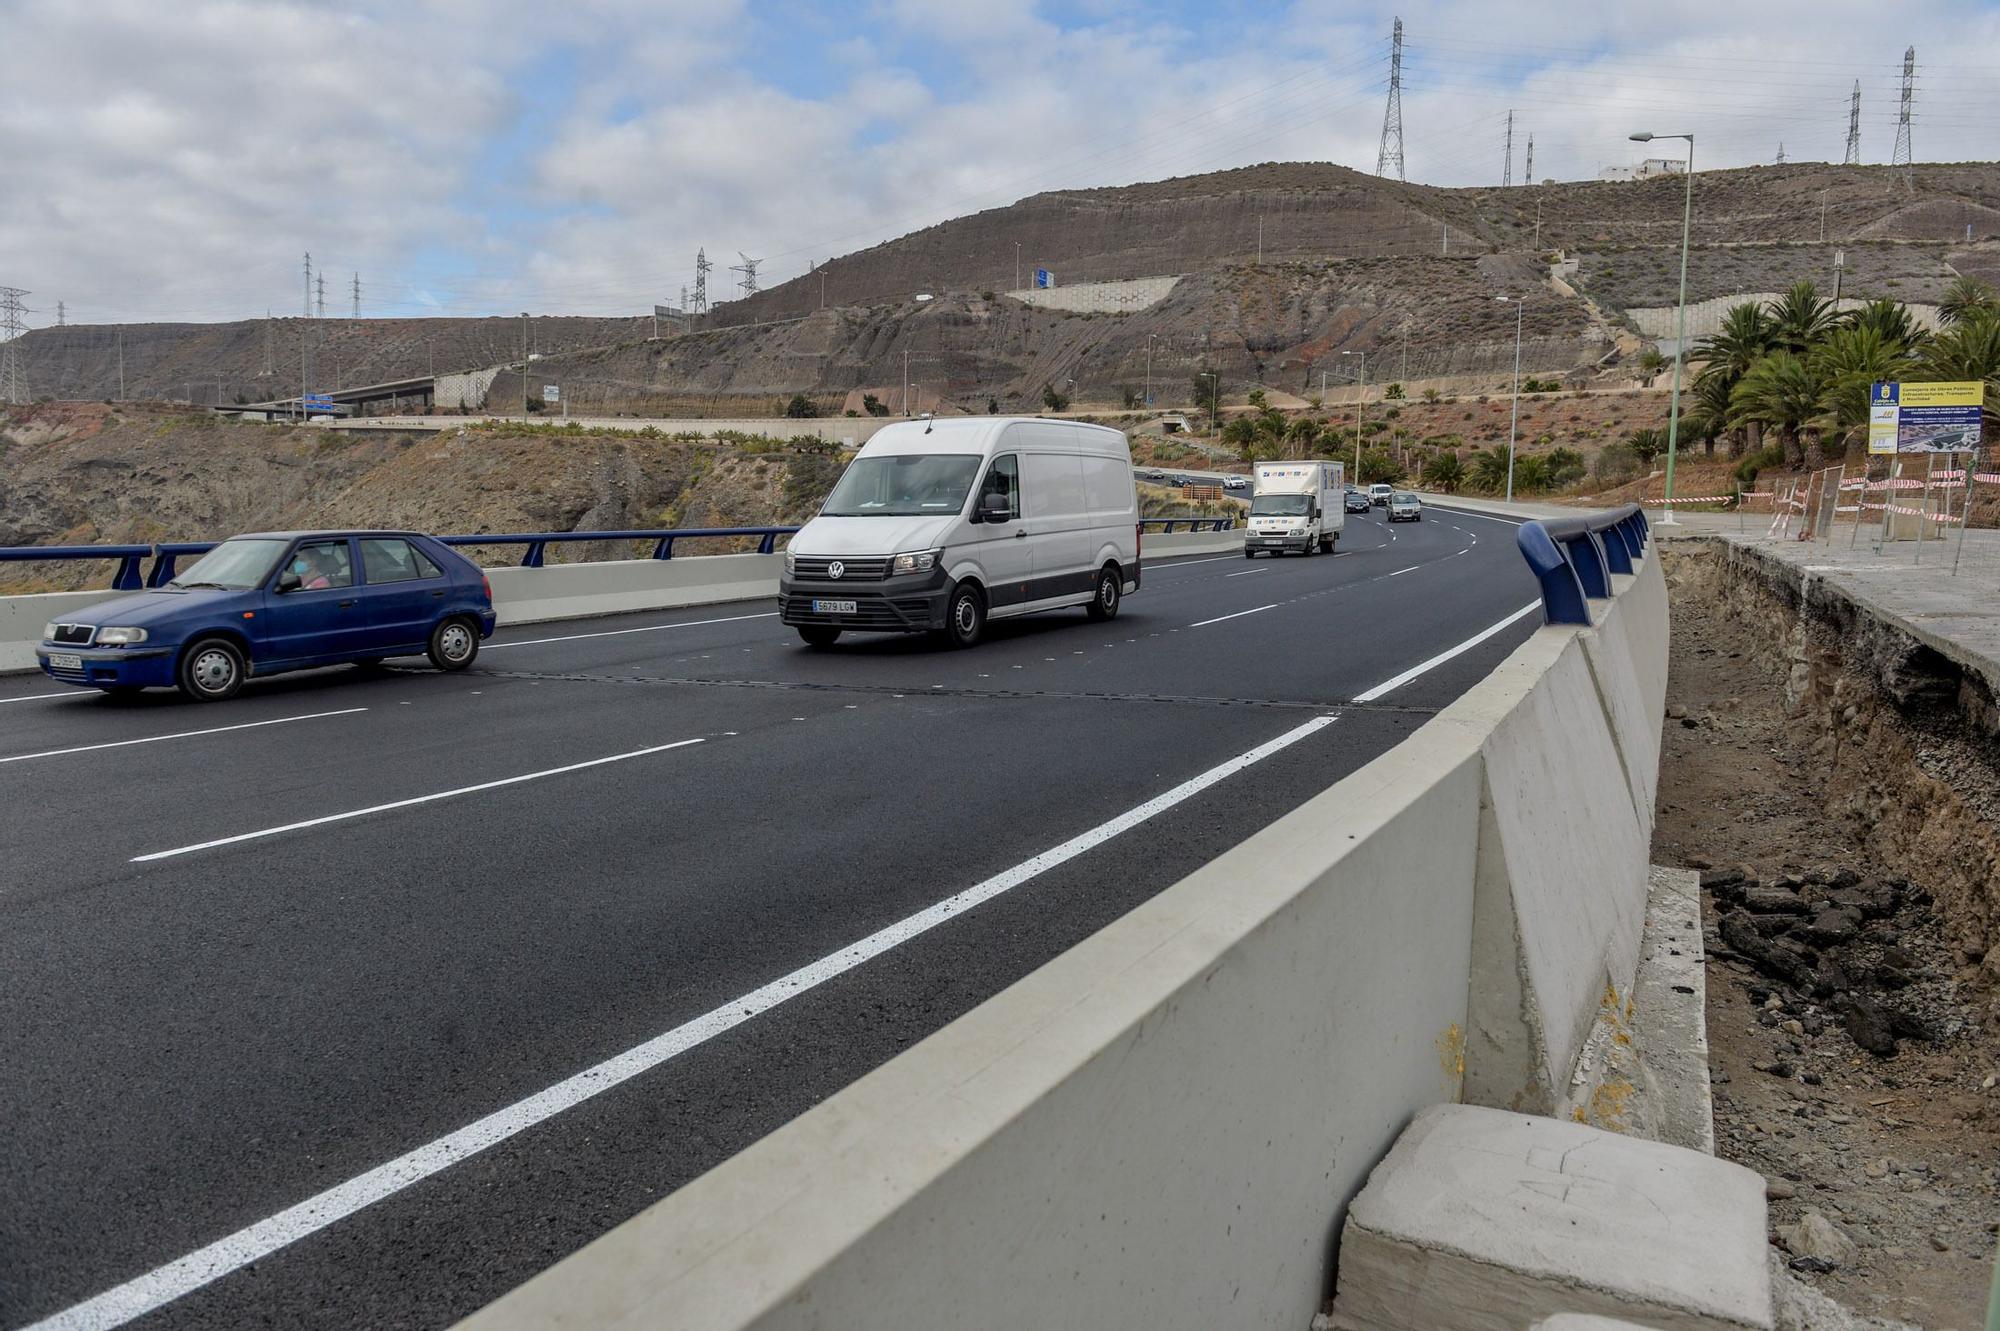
[1,504,1538,1331]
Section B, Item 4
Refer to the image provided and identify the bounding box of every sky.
[5,0,2000,325]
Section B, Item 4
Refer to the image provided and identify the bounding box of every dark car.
[1343,488,1372,514]
[35,530,496,701]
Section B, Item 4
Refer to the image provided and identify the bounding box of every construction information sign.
[1868,380,1985,454]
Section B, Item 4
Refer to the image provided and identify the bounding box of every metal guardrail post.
[521,541,546,568]
[1516,503,1643,626]
[1516,524,1591,625]
[111,555,144,590]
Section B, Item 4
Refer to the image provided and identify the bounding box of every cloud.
[8,0,2000,323]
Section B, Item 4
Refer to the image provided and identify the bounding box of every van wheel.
[428,616,480,671]
[178,637,245,702]
[1086,565,1121,621]
[942,583,986,648]
[1299,538,1314,556]
[1322,534,1336,553]
[1243,549,1256,559]
[798,625,841,647]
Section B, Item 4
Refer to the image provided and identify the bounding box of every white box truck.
[1246,460,1344,557]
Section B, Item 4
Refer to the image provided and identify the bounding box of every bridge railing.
[0,526,803,588]
[1515,503,1649,625]
[1139,517,1236,533]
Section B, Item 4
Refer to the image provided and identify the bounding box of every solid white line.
[1148,553,1245,570]
[1188,603,1276,628]
[131,738,706,862]
[1353,600,1542,702]
[1223,567,1268,577]
[1387,565,1421,577]
[1426,505,1526,527]
[484,612,777,650]
[37,713,1339,1331]
[0,708,366,767]
[0,691,76,704]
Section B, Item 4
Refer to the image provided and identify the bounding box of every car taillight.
[481,574,492,603]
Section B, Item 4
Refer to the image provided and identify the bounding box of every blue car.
[35,530,497,701]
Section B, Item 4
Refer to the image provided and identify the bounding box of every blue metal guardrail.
[1516,503,1649,625]
[0,517,1236,590]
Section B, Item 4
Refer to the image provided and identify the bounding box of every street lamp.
[1630,130,1695,525]
[1496,295,1526,502]
[1341,350,1366,479]
[520,312,530,418]
[1145,333,1157,409]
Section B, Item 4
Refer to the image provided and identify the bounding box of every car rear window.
[361,538,443,584]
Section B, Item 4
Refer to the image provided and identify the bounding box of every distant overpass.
[220,363,513,418]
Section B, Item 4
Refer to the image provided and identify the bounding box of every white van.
[780,417,1140,648]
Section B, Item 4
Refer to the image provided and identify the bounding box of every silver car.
[1387,492,1423,522]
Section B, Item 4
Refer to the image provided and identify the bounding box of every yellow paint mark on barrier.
[1436,1023,1465,1084]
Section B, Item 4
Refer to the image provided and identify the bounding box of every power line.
[1893,45,1915,187]
[1845,80,1862,164]
[1376,16,1405,181]
[0,287,29,405]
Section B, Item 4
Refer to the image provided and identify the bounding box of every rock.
[1801,1072,1823,1086]
[1779,1019,1805,1036]
[1802,1013,1825,1036]
[1721,911,1821,989]
[1841,996,1899,1057]
[1766,1176,1798,1200]
[1788,1254,1837,1274]
[1809,957,1853,1000]
[1680,716,1700,729]
[1929,1234,1950,1252]
[1829,883,1896,918]
[1864,1158,1891,1179]
[1888,1008,1935,1043]
[1795,907,1862,947]
[1700,865,1747,890]
[1667,702,1688,719]
[1744,886,1811,915]
[1827,867,1861,889]
[1781,1210,1860,1268]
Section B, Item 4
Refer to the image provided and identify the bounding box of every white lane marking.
[1188,603,1276,628]
[1223,567,1268,577]
[0,708,366,767]
[40,713,1340,1331]
[1147,554,1246,570]
[1353,601,1541,702]
[485,612,777,650]
[0,691,77,705]
[1388,565,1421,577]
[1427,505,1526,528]
[131,738,706,862]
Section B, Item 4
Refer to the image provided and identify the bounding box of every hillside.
[11,160,1999,416]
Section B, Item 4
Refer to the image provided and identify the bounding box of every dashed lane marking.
[0,707,367,767]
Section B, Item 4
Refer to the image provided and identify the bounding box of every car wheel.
[942,582,986,649]
[798,625,841,647]
[178,637,245,702]
[428,616,480,671]
[1086,565,1121,621]
[1243,549,1257,559]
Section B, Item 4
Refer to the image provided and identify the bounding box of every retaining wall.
[0,530,1243,673]
[457,538,1668,1330]
[1003,275,1183,314]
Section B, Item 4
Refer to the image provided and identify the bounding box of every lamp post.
[1145,333,1156,409]
[1198,371,1218,434]
[1497,295,1525,502]
[1341,350,1366,480]
[1630,130,1694,525]
[520,312,529,418]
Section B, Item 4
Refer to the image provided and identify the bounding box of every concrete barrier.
[457,535,1667,1329]
[0,533,1242,672]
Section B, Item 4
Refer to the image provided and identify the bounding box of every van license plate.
[48,653,82,670]
[811,599,857,614]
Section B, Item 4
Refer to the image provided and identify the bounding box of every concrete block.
[1328,1104,1771,1331]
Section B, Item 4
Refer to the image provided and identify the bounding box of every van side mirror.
[978,493,1013,523]
[276,571,301,593]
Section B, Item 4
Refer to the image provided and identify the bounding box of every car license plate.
[48,653,82,669]
[812,599,857,614]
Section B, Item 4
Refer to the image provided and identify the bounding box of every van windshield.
[1250,494,1311,516]
[820,453,983,517]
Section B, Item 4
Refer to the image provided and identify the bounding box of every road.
[0,504,1537,1331]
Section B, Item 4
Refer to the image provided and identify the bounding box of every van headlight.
[891,548,941,576]
[784,548,796,575]
[96,626,149,644]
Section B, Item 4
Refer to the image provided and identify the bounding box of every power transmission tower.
[1524,134,1534,183]
[1892,46,1915,187]
[316,274,326,319]
[1776,142,1787,164]
[263,311,274,376]
[56,301,66,327]
[0,286,29,405]
[692,249,711,314]
[1503,110,1514,186]
[1844,81,1862,165]
[303,252,313,317]
[351,272,360,318]
[1375,16,1405,181]
[731,253,760,299]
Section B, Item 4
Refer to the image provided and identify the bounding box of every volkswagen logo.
[827,561,845,579]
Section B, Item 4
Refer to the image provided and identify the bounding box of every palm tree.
[1767,280,1840,353]
[1729,350,1829,469]
[1939,276,1997,326]
[1470,446,1510,493]
[1421,451,1466,493]
[1513,455,1551,493]
[1684,371,1735,456]
[1693,301,1775,456]
[1842,297,1928,353]
[1812,324,1917,453]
